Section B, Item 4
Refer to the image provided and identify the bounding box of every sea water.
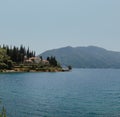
[0,69,120,117]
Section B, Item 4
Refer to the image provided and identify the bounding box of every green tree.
[0,107,7,117]
[47,56,58,66]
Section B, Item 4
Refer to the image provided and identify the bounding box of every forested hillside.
[0,45,62,72]
[40,46,120,68]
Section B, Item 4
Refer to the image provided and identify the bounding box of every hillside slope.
[40,46,120,68]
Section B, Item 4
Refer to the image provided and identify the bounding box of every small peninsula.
[0,45,71,73]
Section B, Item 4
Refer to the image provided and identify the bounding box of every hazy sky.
[0,0,120,54]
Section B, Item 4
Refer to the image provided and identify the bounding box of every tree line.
[39,56,58,66]
[47,56,58,66]
[1,45,35,63]
[0,45,60,70]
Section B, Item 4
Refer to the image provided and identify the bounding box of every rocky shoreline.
[0,67,70,73]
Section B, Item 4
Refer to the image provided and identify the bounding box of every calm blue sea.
[0,69,120,117]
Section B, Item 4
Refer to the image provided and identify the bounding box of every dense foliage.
[2,45,35,63]
[47,56,58,66]
[0,45,60,71]
[0,48,13,69]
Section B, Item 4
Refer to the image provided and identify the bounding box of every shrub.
[0,63,8,69]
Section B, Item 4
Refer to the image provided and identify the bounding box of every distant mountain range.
[40,46,120,68]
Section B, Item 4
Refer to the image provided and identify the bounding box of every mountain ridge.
[40,46,120,68]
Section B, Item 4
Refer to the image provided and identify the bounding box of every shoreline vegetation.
[0,45,72,73]
[0,67,68,73]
